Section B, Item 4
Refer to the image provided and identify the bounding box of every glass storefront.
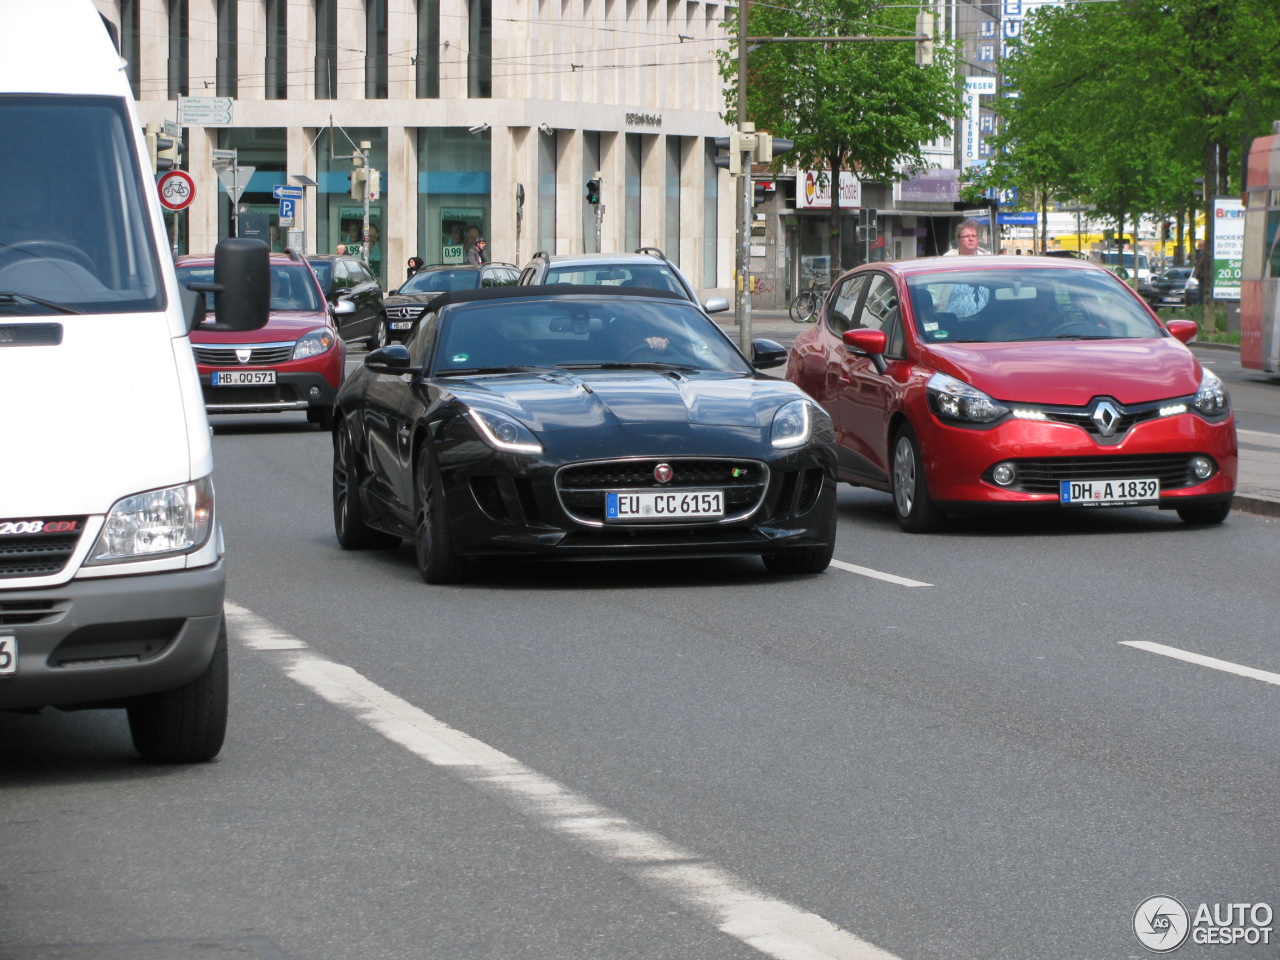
[218,128,286,251]
[418,127,491,266]
[318,127,387,281]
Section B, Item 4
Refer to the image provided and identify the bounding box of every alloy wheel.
[893,436,916,518]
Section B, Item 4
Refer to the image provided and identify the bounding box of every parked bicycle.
[789,281,829,323]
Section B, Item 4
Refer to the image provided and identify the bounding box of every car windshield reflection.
[433,298,750,374]
[907,268,1166,343]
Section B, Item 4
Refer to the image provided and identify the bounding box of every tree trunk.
[1198,140,1216,303]
[1175,209,1185,267]
[1039,188,1048,253]
[829,153,843,277]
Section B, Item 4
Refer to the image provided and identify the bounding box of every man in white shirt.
[943,219,990,256]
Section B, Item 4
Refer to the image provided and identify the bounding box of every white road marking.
[226,602,902,960]
[829,559,932,588]
[1237,428,1280,449]
[1120,640,1280,687]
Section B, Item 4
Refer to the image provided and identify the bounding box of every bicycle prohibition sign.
[157,170,196,211]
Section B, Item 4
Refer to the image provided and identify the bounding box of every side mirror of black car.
[751,338,788,369]
[365,344,421,375]
[188,238,270,332]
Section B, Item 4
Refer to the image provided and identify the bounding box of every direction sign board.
[217,165,255,205]
[211,149,236,170]
[273,185,303,200]
[157,170,196,211]
[163,119,181,139]
[178,97,233,125]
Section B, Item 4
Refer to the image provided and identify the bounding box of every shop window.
[418,128,491,267]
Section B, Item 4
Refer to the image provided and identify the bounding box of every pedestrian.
[943,219,990,257]
[467,236,487,265]
[406,256,424,281]
[336,243,348,255]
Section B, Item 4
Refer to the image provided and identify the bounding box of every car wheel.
[307,404,336,432]
[127,615,228,763]
[333,423,400,549]
[414,447,469,584]
[1176,500,1231,525]
[892,425,943,533]
[368,314,389,350]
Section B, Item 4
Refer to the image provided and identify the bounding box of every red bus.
[1242,122,1280,371]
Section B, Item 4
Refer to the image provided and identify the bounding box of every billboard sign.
[796,170,861,210]
[1212,198,1245,300]
[963,77,997,170]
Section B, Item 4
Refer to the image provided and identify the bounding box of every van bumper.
[0,561,225,711]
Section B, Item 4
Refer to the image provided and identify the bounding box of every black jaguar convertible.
[331,285,837,582]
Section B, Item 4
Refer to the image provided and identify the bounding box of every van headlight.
[1193,368,1229,416]
[86,477,214,564]
[771,399,813,448]
[294,328,336,359]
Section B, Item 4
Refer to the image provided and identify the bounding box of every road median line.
[830,559,932,587]
[1120,640,1280,687]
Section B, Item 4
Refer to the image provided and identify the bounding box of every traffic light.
[367,168,381,201]
[753,180,775,206]
[857,207,878,243]
[586,177,601,204]
[915,9,935,66]
[349,166,367,200]
[144,123,183,174]
[713,134,742,175]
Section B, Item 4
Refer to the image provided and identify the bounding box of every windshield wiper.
[0,291,82,315]
[559,361,703,372]
[438,365,555,376]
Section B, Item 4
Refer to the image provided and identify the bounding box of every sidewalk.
[715,317,1280,519]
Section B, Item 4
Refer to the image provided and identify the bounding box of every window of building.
[315,0,338,100]
[319,128,389,281]
[703,139,718,288]
[265,0,287,99]
[120,0,140,98]
[416,0,440,98]
[166,0,188,99]
[468,0,492,98]
[538,130,557,253]
[665,137,682,267]
[418,127,491,266]
[366,0,389,99]
[582,131,601,253]
[216,0,237,98]
[218,128,287,250]
[625,133,642,253]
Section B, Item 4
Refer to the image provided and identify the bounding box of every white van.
[1091,250,1152,282]
[0,4,268,761]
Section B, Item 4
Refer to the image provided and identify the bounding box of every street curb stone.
[1233,494,1280,519]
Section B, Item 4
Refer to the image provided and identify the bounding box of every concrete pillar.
[287,126,319,254]
[188,126,219,252]
[387,0,415,100]
[678,136,702,289]
[439,0,468,101]
[385,126,416,280]
[239,0,266,100]
[493,128,523,266]
[189,0,216,95]
[336,0,365,99]
[598,131,623,254]
[139,0,167,101]
[639,133,661,252]
[288,0,315,99]
[556,129,582,255]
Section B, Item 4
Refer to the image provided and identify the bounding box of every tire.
[1176,500,1231,525]
[367,314,389,350]
[333,423,400,549]
[891,425,943,533]
[127,615,228,764]
[414,447,469,584]
[762,538,835,575]
[307,404,336,432]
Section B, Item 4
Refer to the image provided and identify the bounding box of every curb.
[1190,340,1241,353]
[1233,494,1280,519]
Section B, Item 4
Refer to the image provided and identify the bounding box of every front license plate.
[212,370,276,386]
[1060,478,1160,506]
[605,490,724,521]
[0,633,15,677]
[390,321,414,330]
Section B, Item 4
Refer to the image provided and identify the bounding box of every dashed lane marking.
[829,559,932,588]
[223,601,903,960]
[1120,640,1280,688]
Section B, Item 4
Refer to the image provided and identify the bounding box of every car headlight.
[1193,368,1229,416]
[86,476,214,564]
[771,399,813,449]
[469,409,543,454]
[926,372,1009,423]
[293,328,336,360]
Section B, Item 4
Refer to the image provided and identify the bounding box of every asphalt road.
[4,347,1280,960]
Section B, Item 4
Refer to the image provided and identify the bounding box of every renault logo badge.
[654,463,673,483]
[1092,400,1121,437]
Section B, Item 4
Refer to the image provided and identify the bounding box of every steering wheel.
[1045,317,1103,338]
[622,340,686,363]
[0,240,96,273]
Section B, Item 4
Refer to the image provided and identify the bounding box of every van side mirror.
[187,238,270,332]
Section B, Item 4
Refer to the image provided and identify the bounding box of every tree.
[718,0,960,274]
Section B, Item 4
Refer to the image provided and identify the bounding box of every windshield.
[433,297,750,374]
[543,263,689,298]
[402,269,480,294]
[0,95,163,315]
[907,268,1165,343]
[177,264,323,313]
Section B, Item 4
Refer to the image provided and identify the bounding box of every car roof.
[533,252,671,266]
[429,284,687,310]
[176,254,307,266]
[870,254,1117,280]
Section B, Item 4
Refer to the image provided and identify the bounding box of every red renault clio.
[179,252,345,430]
[785,256,1237,531]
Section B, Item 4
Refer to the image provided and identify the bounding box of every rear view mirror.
[751,339,788,369]
[1166,319,1198,344]
[842,329,886,354]
[333,299,357,316]
[188,238,270,332]
[365,344,420,375]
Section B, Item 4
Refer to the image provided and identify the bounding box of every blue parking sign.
[278,198,296,221]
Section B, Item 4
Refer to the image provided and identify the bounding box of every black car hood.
[384,292,447,307]
[445,369,803,432]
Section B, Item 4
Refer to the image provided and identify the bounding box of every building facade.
[94,0,737,296]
